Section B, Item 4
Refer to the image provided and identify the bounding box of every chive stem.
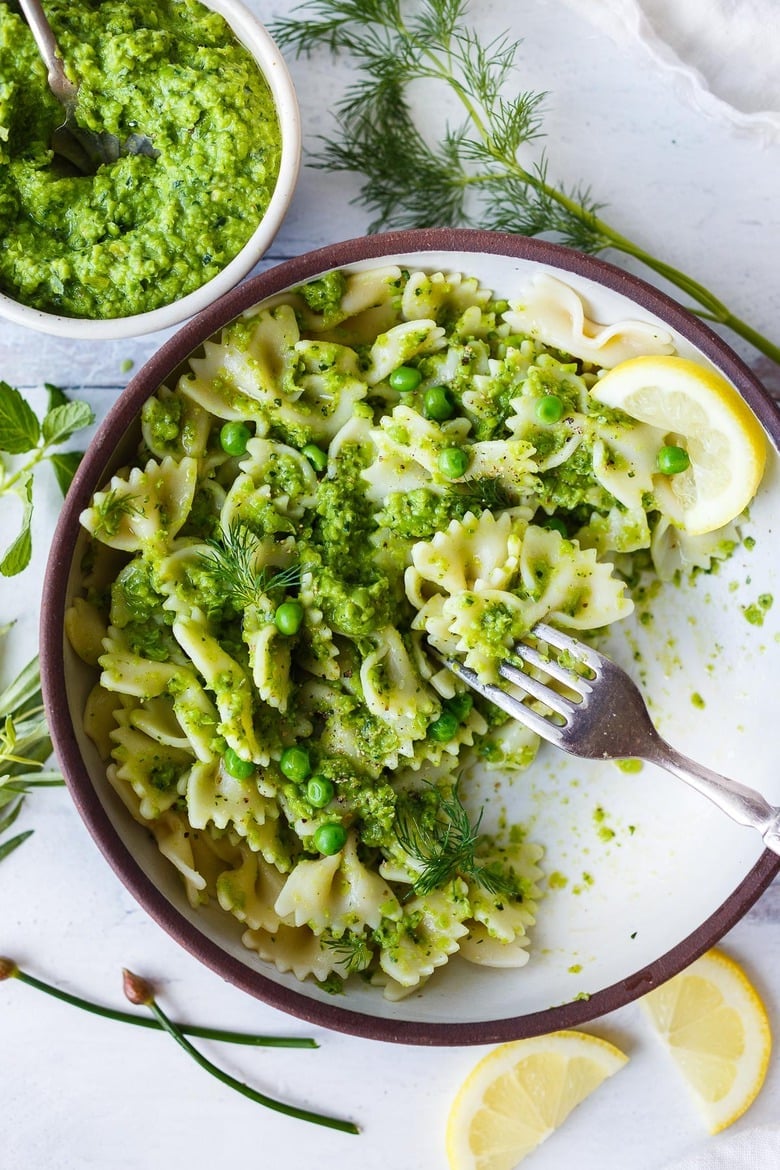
[5,965,318,1049]
[142,989,359,1134]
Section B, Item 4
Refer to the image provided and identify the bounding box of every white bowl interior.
[0,0,301,340]
[60,248,780,1030]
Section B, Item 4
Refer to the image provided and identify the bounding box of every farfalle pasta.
[66,266,745,999]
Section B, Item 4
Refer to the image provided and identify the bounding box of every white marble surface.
[1,3,779,1169]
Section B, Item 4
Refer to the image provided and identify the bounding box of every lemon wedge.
[592,355,766,535]
[446,1030,628,1170]
[641,948,771,1133]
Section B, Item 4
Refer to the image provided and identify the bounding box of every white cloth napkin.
[561,0,780,143]
[659,1126,780,1169]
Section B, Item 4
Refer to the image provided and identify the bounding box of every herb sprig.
[395,783,517,897]
[200,523,301,609]
[271,0,780,365]
[0,382,94,577]
[0,644,64,864]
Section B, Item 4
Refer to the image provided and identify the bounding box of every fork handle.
[648,738,780,856]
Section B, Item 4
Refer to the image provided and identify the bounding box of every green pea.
[219,421,251,456]
[438,446,469,479]
[274,600,304,636]
[307,775,335,808]
[656,444,691,475]
[423,385,454,421]
[445,692,473,723]
[302,443,328,472]
[223,747,255,780]
[535,395,564,424]
[279,746,311,782]
[428,710,460,742]
[544,516,568,537]
[388,365,422,393]
[313,822,347,855]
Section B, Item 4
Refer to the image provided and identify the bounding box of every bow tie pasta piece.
[400,270,492,322]
[359,627,440,744]
[292,264,405,334]
[216,845,287,933]
[80,456,198,553]
[375,879,471,993]
[651,516,740,582]
[172,617,264,764]
[224,437,319,526]
[182,303,301,422]
[98,630,221,763]
[141,384,212,461]
[243,922,343,984]
[407,510,525,599]
[274,831,402,936]
[460,841,545,969]
[109,708,194,821]
[504,273,675,367]
[186,760,284,863]
[364,319,447,386]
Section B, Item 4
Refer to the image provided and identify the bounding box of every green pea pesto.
[296,270,348,325]
[0,0,281,319]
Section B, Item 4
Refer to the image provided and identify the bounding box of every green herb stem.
[273,0,780,366]
[7,966,318,1049]
[144,995,358,1134]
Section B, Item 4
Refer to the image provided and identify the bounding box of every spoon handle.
[18,0,78,106]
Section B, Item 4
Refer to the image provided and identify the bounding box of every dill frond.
[199,523,301,610]
[269,0,780,363]
[92,490,143,538]
[394,783,517,897]
[447,476,516,513]
[322,931,374,973]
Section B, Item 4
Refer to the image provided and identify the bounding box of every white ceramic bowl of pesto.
[0,0,301,340]
[41,230,780,1044]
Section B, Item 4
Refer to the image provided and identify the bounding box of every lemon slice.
[592,355,766,535]
[641,948,771,1133]
[446,1030,628,1169]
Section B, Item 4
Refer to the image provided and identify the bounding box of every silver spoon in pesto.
[18,0,158,175]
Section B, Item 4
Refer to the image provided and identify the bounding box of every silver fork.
[435,620,780,856]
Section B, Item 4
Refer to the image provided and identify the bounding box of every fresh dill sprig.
[92,489,143,539]
[199,523,301,609]
[394,783,517,897]
[447,476,516,513]
[322,931,374,973]
[271,0,780,365]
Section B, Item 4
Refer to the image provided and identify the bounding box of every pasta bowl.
[41,229,780,1044]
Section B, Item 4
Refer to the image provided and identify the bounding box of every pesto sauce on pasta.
[69,267,741,998]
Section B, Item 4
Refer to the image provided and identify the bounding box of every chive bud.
[0,957,18,980]
[122,969,154,1006]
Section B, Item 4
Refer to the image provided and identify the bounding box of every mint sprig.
[0,382,94,577]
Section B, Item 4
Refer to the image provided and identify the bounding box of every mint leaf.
[0,474,34,577]
[45,383,69,411]
[42,400,94,446]
[49,450,83,496]
[0,382,40,454]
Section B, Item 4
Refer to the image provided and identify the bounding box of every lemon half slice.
[592,355,766,535]
[446,1030,628,1170]
[641,948,771,1133]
